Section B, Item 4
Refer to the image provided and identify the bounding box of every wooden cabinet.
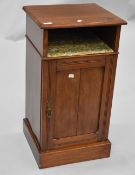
[23,3,127,168]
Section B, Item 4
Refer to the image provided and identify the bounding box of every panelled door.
[46,55,114,149]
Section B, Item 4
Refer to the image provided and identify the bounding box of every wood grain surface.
[23,3,127,29]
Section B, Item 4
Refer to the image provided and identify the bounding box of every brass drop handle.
[46,102,53,118]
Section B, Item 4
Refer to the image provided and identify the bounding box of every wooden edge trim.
[114,26,121,52]
[52,134,99,149]
[45,52,119,60]
[40,61,49,150]
[43,30,48,57]
[57,62,105,71]
[40,140,111,168]
[104,55,118,138]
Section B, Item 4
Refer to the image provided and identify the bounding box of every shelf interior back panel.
[48,29,113,58]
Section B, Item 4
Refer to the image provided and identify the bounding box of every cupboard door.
[46,56,112,149]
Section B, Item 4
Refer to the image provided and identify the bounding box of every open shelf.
[48,28,114,58]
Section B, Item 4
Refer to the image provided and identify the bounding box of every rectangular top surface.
[23,3,127,29]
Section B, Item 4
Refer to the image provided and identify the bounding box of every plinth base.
[23,118,111,168]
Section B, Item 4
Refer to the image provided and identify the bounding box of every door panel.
[53,70,80,139]
[77,67,104,135]
[47,57,108,149]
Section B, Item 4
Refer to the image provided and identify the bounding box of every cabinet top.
[23,3,127,29]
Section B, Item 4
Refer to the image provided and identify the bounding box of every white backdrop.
[0,1,135,175]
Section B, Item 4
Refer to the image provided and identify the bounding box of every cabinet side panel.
[77,67,104,135]
[26,15,44,56]
[26,38,41,142]
[93,26,121,52]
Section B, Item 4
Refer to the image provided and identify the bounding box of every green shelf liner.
[48,32,113,57]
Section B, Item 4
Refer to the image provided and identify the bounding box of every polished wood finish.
[77,67,104,135]
[23,3,127,168]
[23,3,127,29]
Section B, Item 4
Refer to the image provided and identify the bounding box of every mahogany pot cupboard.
[23,3,127,168]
